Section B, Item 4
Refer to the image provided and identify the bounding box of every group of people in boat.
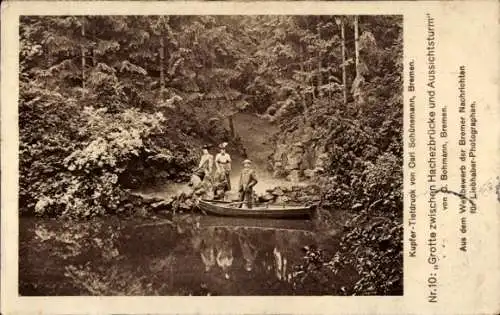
[189,142,258,208]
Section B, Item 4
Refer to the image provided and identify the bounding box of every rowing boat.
[197,199,315,219]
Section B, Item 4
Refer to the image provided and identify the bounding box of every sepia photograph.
[18,15,403,296]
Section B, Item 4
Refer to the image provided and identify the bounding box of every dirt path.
[230,112,279,168]
[228,113,307,195]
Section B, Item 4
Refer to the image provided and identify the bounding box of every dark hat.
[202,145,209,150]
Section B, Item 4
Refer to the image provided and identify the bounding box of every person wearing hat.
[215,142,232,193]
[238,159,258,209]
[198,145,214,182]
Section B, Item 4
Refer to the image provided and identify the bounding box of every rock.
[273,168,286,178]
[271,187,284,196]
[284,142,305,170]
[301,126,314,143]
[276,196,290,204]
[259,193,275,202]
[310,195,321,202]
[279,186,290,193]
[303,169,316,179]
[272,161,286,178]
[151,198,174,210]
[136,206,149,217]
[141,195,164,204]
[315,152,330,169]
[273,144,288,162]
[291,185,302,192]
[179,199,194,210]
[293,141,304,148]
[285,156,302,170]
[314,166,325,174]
[286,170,301,182]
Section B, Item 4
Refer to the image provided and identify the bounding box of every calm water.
[19,214,341,296]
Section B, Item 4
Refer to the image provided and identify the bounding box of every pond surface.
[19,214,341,296]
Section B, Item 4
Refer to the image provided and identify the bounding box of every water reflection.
[20,216,321,295]
[239,234,257,272]
[198,229,215,272]
[188,217,315,286]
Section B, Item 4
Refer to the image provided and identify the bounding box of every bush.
[26,106,168,218]
[292,152,403,295]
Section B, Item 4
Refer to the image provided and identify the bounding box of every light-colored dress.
[198,153,214,177]
[215,152,232,191]
[215,152,231,173]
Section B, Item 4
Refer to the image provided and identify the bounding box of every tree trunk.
[309,63,315,99]
[160,36,165,100]
[354,16,360,77]
[317,23,322,97]
[228,115,235,138]
[300,44,308,121]
[340,19,347,106]
[81,18,86,97]
[328,77,332,103]
[92,27,96,67]
[352,15,364,111]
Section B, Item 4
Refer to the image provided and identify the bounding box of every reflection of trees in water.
[273,231,288,281]
[238,233,257,272]
[214,228,234,279]
[194,227,235,278]
[191,226,308,285]
[198,229,216,272]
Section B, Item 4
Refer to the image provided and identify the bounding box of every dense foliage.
[240,16,403,295]
[20,16,246,217]
[20,15,402,295]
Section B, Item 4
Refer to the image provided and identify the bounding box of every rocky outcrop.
[270,123,331,182]
[258,185,321,205]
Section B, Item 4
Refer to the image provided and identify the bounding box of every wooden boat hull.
[198,199,314,219]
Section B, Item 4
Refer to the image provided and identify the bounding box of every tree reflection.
[199,228,216,272]
[273,231,290,282]
[238,232,258,272]
[214,228,234,279]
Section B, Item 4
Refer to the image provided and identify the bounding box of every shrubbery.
[263,16,403,295]
[19,65,202,218]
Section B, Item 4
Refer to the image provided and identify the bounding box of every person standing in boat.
[198,145,214,183]
[215,142,232,192]
[213,170,228,200]
[238,159,258,209]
